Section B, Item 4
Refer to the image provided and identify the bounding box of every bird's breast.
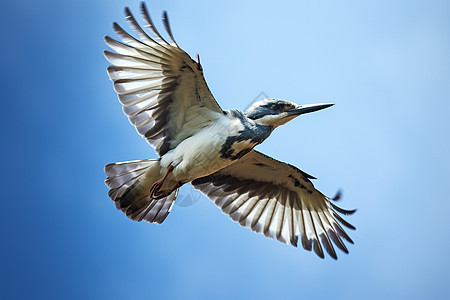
[218,110,273,161]
[160,116,248,184]
[219,124,272,161]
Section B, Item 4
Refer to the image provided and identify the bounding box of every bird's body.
[160,109,273,187]
[104,2,356,259]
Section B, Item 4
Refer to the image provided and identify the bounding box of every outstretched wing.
[192,150,356,259]
[104,3,224,156]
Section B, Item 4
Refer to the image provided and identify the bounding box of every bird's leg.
[150,165,174,199]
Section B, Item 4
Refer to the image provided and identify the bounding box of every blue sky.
[2,0,450,299]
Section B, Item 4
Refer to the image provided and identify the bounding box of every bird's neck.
[219,110,273,160]
[233,109,273,141]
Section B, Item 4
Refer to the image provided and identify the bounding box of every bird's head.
[245,98,334,128]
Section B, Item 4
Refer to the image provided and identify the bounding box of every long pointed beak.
[287,103,334,116]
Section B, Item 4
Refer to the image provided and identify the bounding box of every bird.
[104,2,356,259]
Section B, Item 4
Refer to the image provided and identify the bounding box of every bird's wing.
[104,3,224,156]
[192,150,355,259]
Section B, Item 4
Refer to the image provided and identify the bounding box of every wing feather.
[287,192,298,247]
[105,4,223,156]
[294,197,312,251]
[250,198,270,232]
[306,209,324,258]
[275,190,288,244]
[192,150,355,259]
[162,11,181,48]
[140,2,171,46]
[263,198,278,239]
[321,210,349,253]
[125,7,159,46]
[238,196,260,225]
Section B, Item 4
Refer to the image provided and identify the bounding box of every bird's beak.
[287,103,334,116]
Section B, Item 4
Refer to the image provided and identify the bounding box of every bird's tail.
[104,159,178,224]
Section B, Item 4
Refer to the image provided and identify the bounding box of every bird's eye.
[271,104,281,111]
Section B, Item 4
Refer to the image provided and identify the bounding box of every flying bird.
[104,2,355,259]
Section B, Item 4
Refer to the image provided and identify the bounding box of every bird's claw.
[150,165,174,199]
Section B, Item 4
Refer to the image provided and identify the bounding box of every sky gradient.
[2,0,450,299]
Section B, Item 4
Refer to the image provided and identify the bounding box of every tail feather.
[105,159,178,224]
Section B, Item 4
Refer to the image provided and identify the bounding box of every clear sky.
[2,0,450,299]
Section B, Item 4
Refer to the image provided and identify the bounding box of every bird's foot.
[151,189,174,200]
[150,165,174,199]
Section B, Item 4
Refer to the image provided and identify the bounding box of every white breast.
[160,114,244,185]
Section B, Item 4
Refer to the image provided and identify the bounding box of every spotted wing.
[192,150,356,259]
[104,3,224,156]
